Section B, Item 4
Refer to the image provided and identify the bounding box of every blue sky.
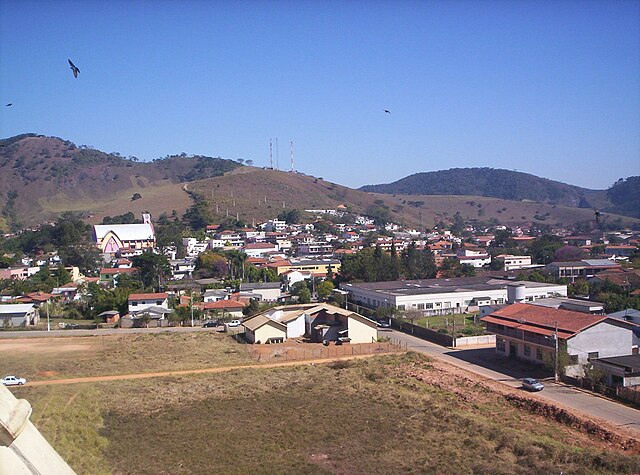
[1,0,638,190]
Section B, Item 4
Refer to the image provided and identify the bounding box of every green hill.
[360,168,611,209]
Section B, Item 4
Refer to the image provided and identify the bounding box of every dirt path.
[22,353,381,387]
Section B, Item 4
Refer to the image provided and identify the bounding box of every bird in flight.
[68,59,80,78]
[5,103,12,107]
[384,109,391,114]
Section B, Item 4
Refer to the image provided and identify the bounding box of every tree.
[131,252,171,290]
[316,280,334,301]
[291,281,311,303]
[54,265,71,285]
[554,245,587,262]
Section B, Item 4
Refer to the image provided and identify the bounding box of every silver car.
[1,375,27,386]
[522,377,544,391]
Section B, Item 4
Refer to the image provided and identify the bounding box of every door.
[509,344,517,357]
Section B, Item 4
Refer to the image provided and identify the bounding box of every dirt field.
[5,333,640,474]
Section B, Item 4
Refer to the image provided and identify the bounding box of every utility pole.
[190,291,194,328]
[554,321,559,382]
[46,301,50,332]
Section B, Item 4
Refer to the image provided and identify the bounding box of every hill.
[186,167,639,230]
[1,134,637,231]
[0,134,240,229]
[359,168,613,209]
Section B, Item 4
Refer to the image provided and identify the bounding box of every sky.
[1,0,639,191]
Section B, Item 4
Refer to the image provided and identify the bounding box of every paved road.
[0,326,215,338]
[386,329,640,436]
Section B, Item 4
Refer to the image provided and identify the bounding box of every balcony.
[486,323,555,348]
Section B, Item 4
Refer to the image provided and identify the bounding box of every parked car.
[522,377,544,391]
[227,319,242,327]
[203,320,219,328]
[377,319,391,328]
[1,375,26,386]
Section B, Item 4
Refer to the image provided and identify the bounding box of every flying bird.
[5,103,12,107]
[68,59,80,78]
[384,109,391,114]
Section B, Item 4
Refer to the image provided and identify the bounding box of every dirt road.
[21,353,380,387]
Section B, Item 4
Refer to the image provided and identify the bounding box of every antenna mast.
[290,140,294,172]
[269,139,273,169]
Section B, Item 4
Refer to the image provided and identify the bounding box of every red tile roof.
[100,267,138,275]
[485,303,605,336]
[128,292,168,301]
[203,300,246,310]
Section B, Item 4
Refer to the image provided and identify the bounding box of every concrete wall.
[347,315,377,344]
[568,321,633,367]
[455,335,496,347]
[286,315,306,338]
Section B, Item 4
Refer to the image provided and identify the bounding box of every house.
[238,282,282,302]
[591,355,640,387]
[127,292,170,324]
[341,277,567,316]
[0,266,40,281]
[243,242,279,258]
[494,255,533,271]
[529,297,604,315]
[241,303,378,344]
[99,267,138,287]
[203,289,230,302]
[93,216,156,255]
[481,303,636,377]
[590,270,640,293]
[0,304,38,328]
[604,245,637,258]
[98,310,120,324]
[243,315,287,344]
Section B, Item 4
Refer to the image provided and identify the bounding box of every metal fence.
[247,341,406,363]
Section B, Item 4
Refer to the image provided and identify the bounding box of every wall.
[391,319,454,347]
[347,315,377,344]
[568,321,633,366]
[286,315,306,338]
[254,322,287,344]
[455,335,496,347]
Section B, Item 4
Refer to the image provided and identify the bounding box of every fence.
[455,335,496,347]
[247,341,406,363]
[390,318,455,347]
[617,385,640,405]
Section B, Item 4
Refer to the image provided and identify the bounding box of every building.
[238,282,282,302]
[341,277,567,316]
[481,303,635,377]
[242,303,378,344]
[494,255,533,271]
[0,304,38,328]
[200,300,245,319]
[93,217,156,255]
[127,292,171,325]
[592,355,640,387]
[545,259,621,283]
[99,267,138,287]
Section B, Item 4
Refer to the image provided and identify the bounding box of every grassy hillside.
[187,167,639,229]
[2,134,637,230]
[360,168,611,209]
[0,134,240,229]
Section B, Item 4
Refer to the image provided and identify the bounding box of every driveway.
[387,329,640,435]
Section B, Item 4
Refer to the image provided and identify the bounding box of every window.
[496,339,505,352]
[523,345,530,357]
[156,301,163,305]
[569,354,579,364]
[426,303,434,309]
[588,352,599,361]
[417,303,425,310]
[131,302,138,306]
[397,305,405,310]
[536,348,543,360]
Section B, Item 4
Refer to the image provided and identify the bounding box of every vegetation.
[7,349,639,474]
[606,176,640,218]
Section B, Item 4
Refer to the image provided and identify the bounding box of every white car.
[1,375,27,386]
[227,319,242,327]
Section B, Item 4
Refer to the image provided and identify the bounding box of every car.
[203,320,219,328]
[227,319,242,327]
[1,375,26,386]
[522,377,544,391]
[377,319,391,328]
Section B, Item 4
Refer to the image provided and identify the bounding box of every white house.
[93,216,156,255]
[0,304,38,328]
[127,292,169,313]
[239,282,282,302]
[243,242,279,258]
